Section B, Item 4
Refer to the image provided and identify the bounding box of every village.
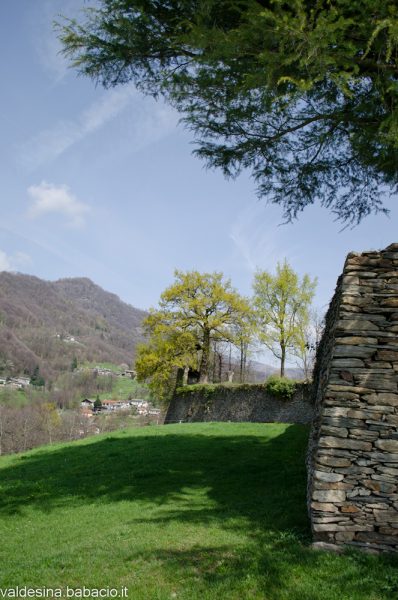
[80,397,161,418]
[0,364,161,421]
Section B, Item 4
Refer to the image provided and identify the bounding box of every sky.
[1,1,398,351]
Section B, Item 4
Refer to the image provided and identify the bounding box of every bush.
[265,375,296,400]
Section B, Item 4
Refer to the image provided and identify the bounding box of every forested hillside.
[0,273,146,379]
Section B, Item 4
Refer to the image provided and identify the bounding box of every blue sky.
[1,0,397,326]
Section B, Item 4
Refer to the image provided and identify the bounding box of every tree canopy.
[253,260,317,376]
[135,270,251,399]
[58,0,398,224]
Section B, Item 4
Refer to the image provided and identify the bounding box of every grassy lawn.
[83,362,151,401]
[95,375,150,402]
[0,423,397,599]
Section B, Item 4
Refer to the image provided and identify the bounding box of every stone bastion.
[308,243,398,552]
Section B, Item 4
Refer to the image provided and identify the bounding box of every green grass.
[97,376,150,401]
[0,423,397,599]
[0,387,28,406]
[83,362,151,401]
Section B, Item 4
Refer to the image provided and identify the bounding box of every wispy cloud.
[27,181,90,228]
[0,250,32,272]
[35,22,69,84]
[230,203,299,273]
[34,0,83,84]
[18,86,137,170]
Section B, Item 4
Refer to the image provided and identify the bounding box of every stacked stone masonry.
[309,244,398,552]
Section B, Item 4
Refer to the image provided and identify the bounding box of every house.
[148,408,161,416]
[81,399,94,407]
[7,377,31,389]
[121,369,136,379]
[13,377,31,387]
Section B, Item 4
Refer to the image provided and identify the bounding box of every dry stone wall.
[165,383,313,425]
[309,244,398,552]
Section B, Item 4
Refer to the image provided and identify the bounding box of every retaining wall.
[165,383,313,425]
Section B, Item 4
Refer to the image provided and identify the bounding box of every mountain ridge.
[0,272,147,379]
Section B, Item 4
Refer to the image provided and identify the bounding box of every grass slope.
[0,423,397,599]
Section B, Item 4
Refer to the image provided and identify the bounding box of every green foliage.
[58,1,398,224]
[253,260,317,376]
[135,270,251,401]
[30,366,45,388]
[175,382,264,396]
[265,375,297,401]
[70,356,78,372]
[1,423,397,599]
[94,395,102,410]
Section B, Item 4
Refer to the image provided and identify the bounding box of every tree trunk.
[280,344,286,377]
[182,365,189,386]
[199,329,210,383]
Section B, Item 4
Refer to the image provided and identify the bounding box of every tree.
[293,308,325,379]
[135,330,198,403]
[135,270,251,399]
[0,358,14,378]
[253,261,317,377]
[70,356,78,372]
[93,395,103,411]
[30,366,45,388]
[57,1,398,225]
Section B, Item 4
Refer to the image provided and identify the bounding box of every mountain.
[0,273,147,379]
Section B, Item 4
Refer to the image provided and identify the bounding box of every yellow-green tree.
[253,261,317,377]
[135,270,252,400]
[135,330,197,404]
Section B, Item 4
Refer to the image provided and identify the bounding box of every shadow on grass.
[1,424,398,599]
[0,425,309,534]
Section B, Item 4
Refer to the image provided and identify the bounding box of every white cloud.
[27,181,90,228]
[34,0,84,84]
[230,203,300,273]
[0,250,33,272]
[17,85,179,170]
[35,24,69,84]
[18,86,137,170]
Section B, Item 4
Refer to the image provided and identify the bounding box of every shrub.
[265,375,296,400]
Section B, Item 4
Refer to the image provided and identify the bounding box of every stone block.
[311,502,339,513]
[328,385,373,394]
[374,509,398,523]
[324,407,350,417]
[317,455,352,468]
[331,358,365,368]
[375,439,398,453]
[364,452,398,463]
[314,470,345,483]
[333,346,375,358]
[311,541,344,552]
[381,298,398,308]
[366,393,398,406]
[313,489,346,503]
[377,350,398,361]
[363,479,396,494]
[347,409,382,419]
[320,426,348,438]
[341,505,360,513]
[336,336,378,345]
[355,531,398,545]
[336,319,380,331]
[319,436,372,451]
